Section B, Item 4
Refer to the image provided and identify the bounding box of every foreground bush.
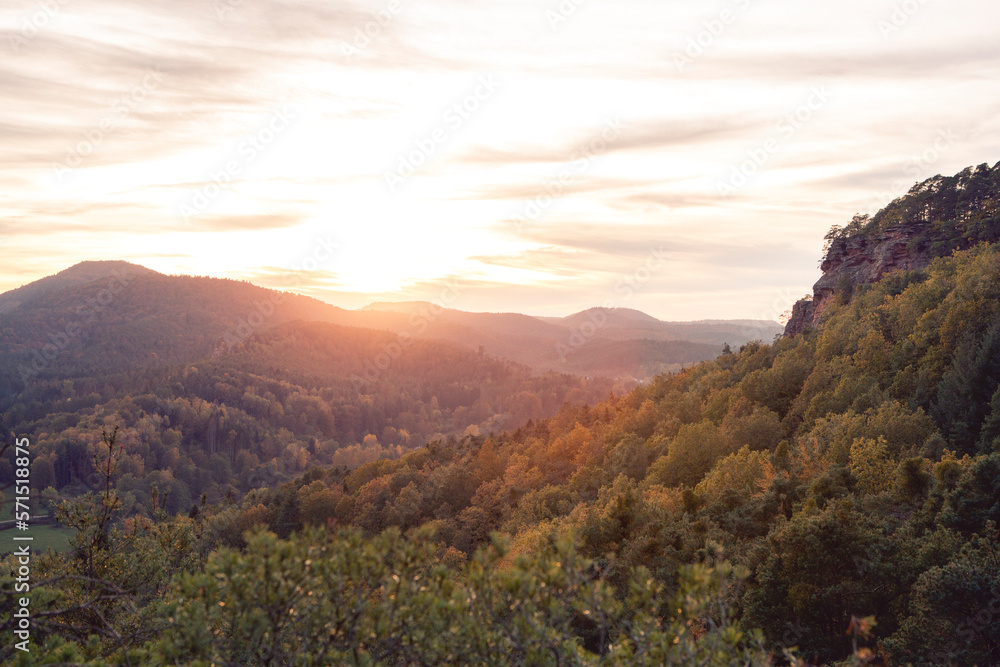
[157,526,769,666]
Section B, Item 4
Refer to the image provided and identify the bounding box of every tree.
[742,504,901,662]
[885,530,1000,665]
[648,420,730,488]
[849,437,894,495]
[1,426,204,662]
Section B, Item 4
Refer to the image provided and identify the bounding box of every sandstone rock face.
[785,221,933,335]
[785,161,1000,336]
[783,298,815,338]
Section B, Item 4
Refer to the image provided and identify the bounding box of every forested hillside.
[0,319,619,516]
[210,235,1000,663]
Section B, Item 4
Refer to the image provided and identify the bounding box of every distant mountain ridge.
[543,307,663,326]
[0,260,159,314]
[0,263,781,382]
[0,262,354,380]
[354,302,780,378]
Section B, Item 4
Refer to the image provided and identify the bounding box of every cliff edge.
[785,161,1000,336]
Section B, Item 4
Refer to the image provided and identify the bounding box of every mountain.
[363,301,569,340]
[545,307,663,327]
[2,255,783,385]
[0,263,779,384]
[547,307,780,346]
[360,302,781,379]
[785,160,1000,335]
[0,263,354,379]
[0,260,160,314]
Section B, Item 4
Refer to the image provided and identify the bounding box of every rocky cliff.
[785,161,1000,336]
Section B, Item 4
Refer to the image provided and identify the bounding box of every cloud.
[2,0,999,319]
[455,116,768,168]
[613,192,724,211]
[664,42,1000,83]
[465,176,647,202]
[0,203,304,235]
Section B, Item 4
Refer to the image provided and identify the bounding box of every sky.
[2,0,999,322]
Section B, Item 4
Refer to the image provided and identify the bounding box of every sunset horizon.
[4,0,999,321]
